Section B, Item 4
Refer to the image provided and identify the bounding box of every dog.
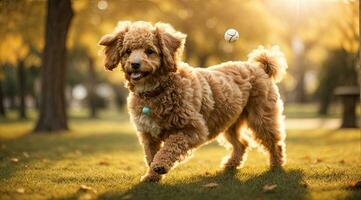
[99,21,287,182]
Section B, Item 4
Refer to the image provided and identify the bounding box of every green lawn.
[0,111,360,200]
[284,103,346,119]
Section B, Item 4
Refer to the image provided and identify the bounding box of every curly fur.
[99,21,288,182]
[248,45,288,82]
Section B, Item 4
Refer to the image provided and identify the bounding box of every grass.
[0,110,360,200]
[283,103,349,119]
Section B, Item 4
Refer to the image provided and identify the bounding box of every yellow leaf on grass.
[82,193,93,200]
[350,181,361,190]
[16,188,25,194]
[121,193,133,200]
[263,184,277,192]
[23,152,29,158]
[314,158,323,164]
[98,161,110,166]
[203,182,219,188]
[79,185,97,193]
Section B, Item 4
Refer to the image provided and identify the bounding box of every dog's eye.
[125,48,132,55]
[145,48,154,55]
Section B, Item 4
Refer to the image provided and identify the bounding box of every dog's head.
[99,21,186,88]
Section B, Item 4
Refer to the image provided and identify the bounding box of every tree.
[359,0,361,132]
[317,49,354,115]
[34,0,73,132]
[0,71,5,117]
[17,59,26,118]
[0,0,45,118]
[315,0,359,114]
[87,55,97,118]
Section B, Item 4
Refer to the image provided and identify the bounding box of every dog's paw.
[152,166,168,174]
[222,164,238,170]
[221,157,241,170]
[140,173,161,183]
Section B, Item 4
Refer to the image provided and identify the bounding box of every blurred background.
[0,0,359,130]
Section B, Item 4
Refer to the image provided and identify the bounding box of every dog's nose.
[131,62,141,70]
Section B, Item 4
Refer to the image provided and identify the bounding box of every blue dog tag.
[142,106,150,115]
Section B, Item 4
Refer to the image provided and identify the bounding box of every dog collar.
[136,78,172,98]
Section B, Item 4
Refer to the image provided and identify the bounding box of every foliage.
[0,0,359,117]
[0,0,45,66]
[316,48,358,114]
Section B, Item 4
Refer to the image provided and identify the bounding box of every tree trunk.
[294,69,306,102]
[359,0,361,133]
[0,80,5,117]
[87,56,97,118]
[9,95,16,110]
[34,0,73,132]
[318,97,330,115]
[17,59,27,119]
[198,54,209,68]
[340,95,358,128]
[294,56,307,103]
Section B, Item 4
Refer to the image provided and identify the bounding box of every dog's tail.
[248,46,288,83]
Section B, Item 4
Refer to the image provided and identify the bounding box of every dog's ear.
[99,21,131,70]
[155,22,186,73]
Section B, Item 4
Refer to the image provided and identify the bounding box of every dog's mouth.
[129,71,150,81]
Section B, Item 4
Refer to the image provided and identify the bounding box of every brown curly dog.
[99,21,287,182]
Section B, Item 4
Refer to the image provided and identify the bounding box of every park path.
[285,118,340,129]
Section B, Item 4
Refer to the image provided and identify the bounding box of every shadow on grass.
[95,168,308,200]
[344,188,361,200]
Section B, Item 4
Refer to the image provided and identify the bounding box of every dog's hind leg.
[221,120,248,169]
[246,98,286,168]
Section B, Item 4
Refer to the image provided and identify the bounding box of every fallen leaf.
[79,185,92,191]
[313,158,323,164]
[11,158,19,163]
[82,193,93,200]
[121,193,133,200]
[350,181,361,190]
[302,155,311,161]
[202,182,219,188]
[16,188,25,194]
[98,161,110,166]
[23,152,29,158]
[263,184,277,192]
[79,185,97,193]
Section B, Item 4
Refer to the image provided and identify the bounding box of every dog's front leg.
[138,132,162,182]
[150,130,203,175]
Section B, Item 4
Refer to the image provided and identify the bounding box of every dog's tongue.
[130,72,142,80]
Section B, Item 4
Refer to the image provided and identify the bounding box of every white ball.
[224,28,239,43]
